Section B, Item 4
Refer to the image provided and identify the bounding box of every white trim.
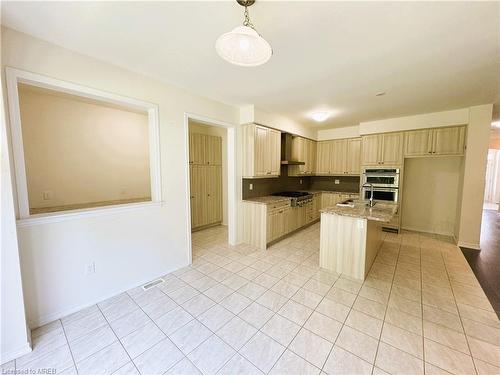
[16,201,162,227]
[457,241,481,250]
[27,267,179,329]
[1,342,32,365]
[5,67,162,222]
[183,113,238,261]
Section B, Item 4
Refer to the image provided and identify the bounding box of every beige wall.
[402,157,463,236]
[1,26,240,333]
[18,85,151,209]
[188,121,228,225]
[456,104,493,249]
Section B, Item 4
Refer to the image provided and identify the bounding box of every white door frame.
[183,113,238,262]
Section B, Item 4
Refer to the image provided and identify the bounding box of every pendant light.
[215,0,272,67]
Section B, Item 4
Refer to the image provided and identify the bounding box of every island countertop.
[320,200,397,223]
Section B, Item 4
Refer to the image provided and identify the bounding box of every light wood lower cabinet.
[243,200,315,250]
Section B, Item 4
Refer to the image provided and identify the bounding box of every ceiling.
[2,1,500,128]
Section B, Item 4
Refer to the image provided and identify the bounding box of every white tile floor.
[5,224,500,375]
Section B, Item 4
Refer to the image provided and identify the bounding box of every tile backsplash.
[242,167,360,199]
[309,176,360,193]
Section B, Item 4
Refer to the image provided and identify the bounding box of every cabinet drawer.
[267,200,291,211]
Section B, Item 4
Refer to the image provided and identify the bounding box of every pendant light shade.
[215,1,272,67]
[216,26,272,67]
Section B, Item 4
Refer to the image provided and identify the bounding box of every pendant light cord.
[243,5,255,29]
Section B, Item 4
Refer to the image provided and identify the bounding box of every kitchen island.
[319,201,397,280]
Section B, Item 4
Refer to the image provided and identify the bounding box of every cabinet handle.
[190,196,194,199]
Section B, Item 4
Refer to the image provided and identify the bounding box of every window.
[6,68,161,220]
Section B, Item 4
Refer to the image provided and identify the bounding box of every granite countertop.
[320,200,397,222]
[243,190,359,205]
[243,196,292,205]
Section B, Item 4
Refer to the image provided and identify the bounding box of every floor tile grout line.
[440,241,480,375]
[371,233,402,375]
[59,319,80,375]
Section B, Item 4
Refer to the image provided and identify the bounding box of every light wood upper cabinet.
[189,133,222,165]
[432,126,466,155]
[268,129,282,175]
[243,124,281,178]
[404,126,466,157]
[205,135,222,165]
[361,132,403,166]
[316,137,361,175]
[331,139,347,174]
[361,135,380,166]
[290,136,316,175]
[380,132,403,165]
[404,129,432,156]
[346,138,361,174]
[189,133,205,165]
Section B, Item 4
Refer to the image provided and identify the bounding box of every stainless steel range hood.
[281,133,305,165]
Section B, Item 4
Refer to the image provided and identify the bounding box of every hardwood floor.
[461,208,500,317]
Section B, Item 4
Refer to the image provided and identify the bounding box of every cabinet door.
[404,129,432,156]
[346,138,361,174]
[266,211,276,242]
[309,140,317,174]
[330,139,347,174]
[268,129,281,176]
[316,142,330,175]
[313,194,321,219]
[254,126,268,176]
[361,135,381,166]
[190,165,207,228]
[381,132,403,165]
[206,166,222,225]
[189,133,205,165]
[205,135,222,165]
[432,126,466,155]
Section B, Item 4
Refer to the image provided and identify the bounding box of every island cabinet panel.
[243,124,281,178]
[320,214,383,280]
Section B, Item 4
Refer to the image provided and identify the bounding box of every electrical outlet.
[249,183,253,190]
[334,179,340,185]
[299,179,303,185]
[42,190,52,200]
[85,262,96,275]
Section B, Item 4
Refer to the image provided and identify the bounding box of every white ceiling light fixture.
[311,111,331,122]
[492,120,500,128]
[215,0,272,67]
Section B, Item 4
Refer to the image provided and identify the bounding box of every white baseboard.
[457,241,481,250]
[1,342,31,364]
[28,265,186,328]
[400,226,454,238]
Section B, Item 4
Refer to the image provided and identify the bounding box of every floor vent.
[142,278,165,290]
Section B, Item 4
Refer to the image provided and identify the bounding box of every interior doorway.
[185,114,237,263]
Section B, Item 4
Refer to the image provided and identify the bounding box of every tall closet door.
[206,166,222,225]
[190,165,207,228]
[189,133,205,165]
[205,135,222,165]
